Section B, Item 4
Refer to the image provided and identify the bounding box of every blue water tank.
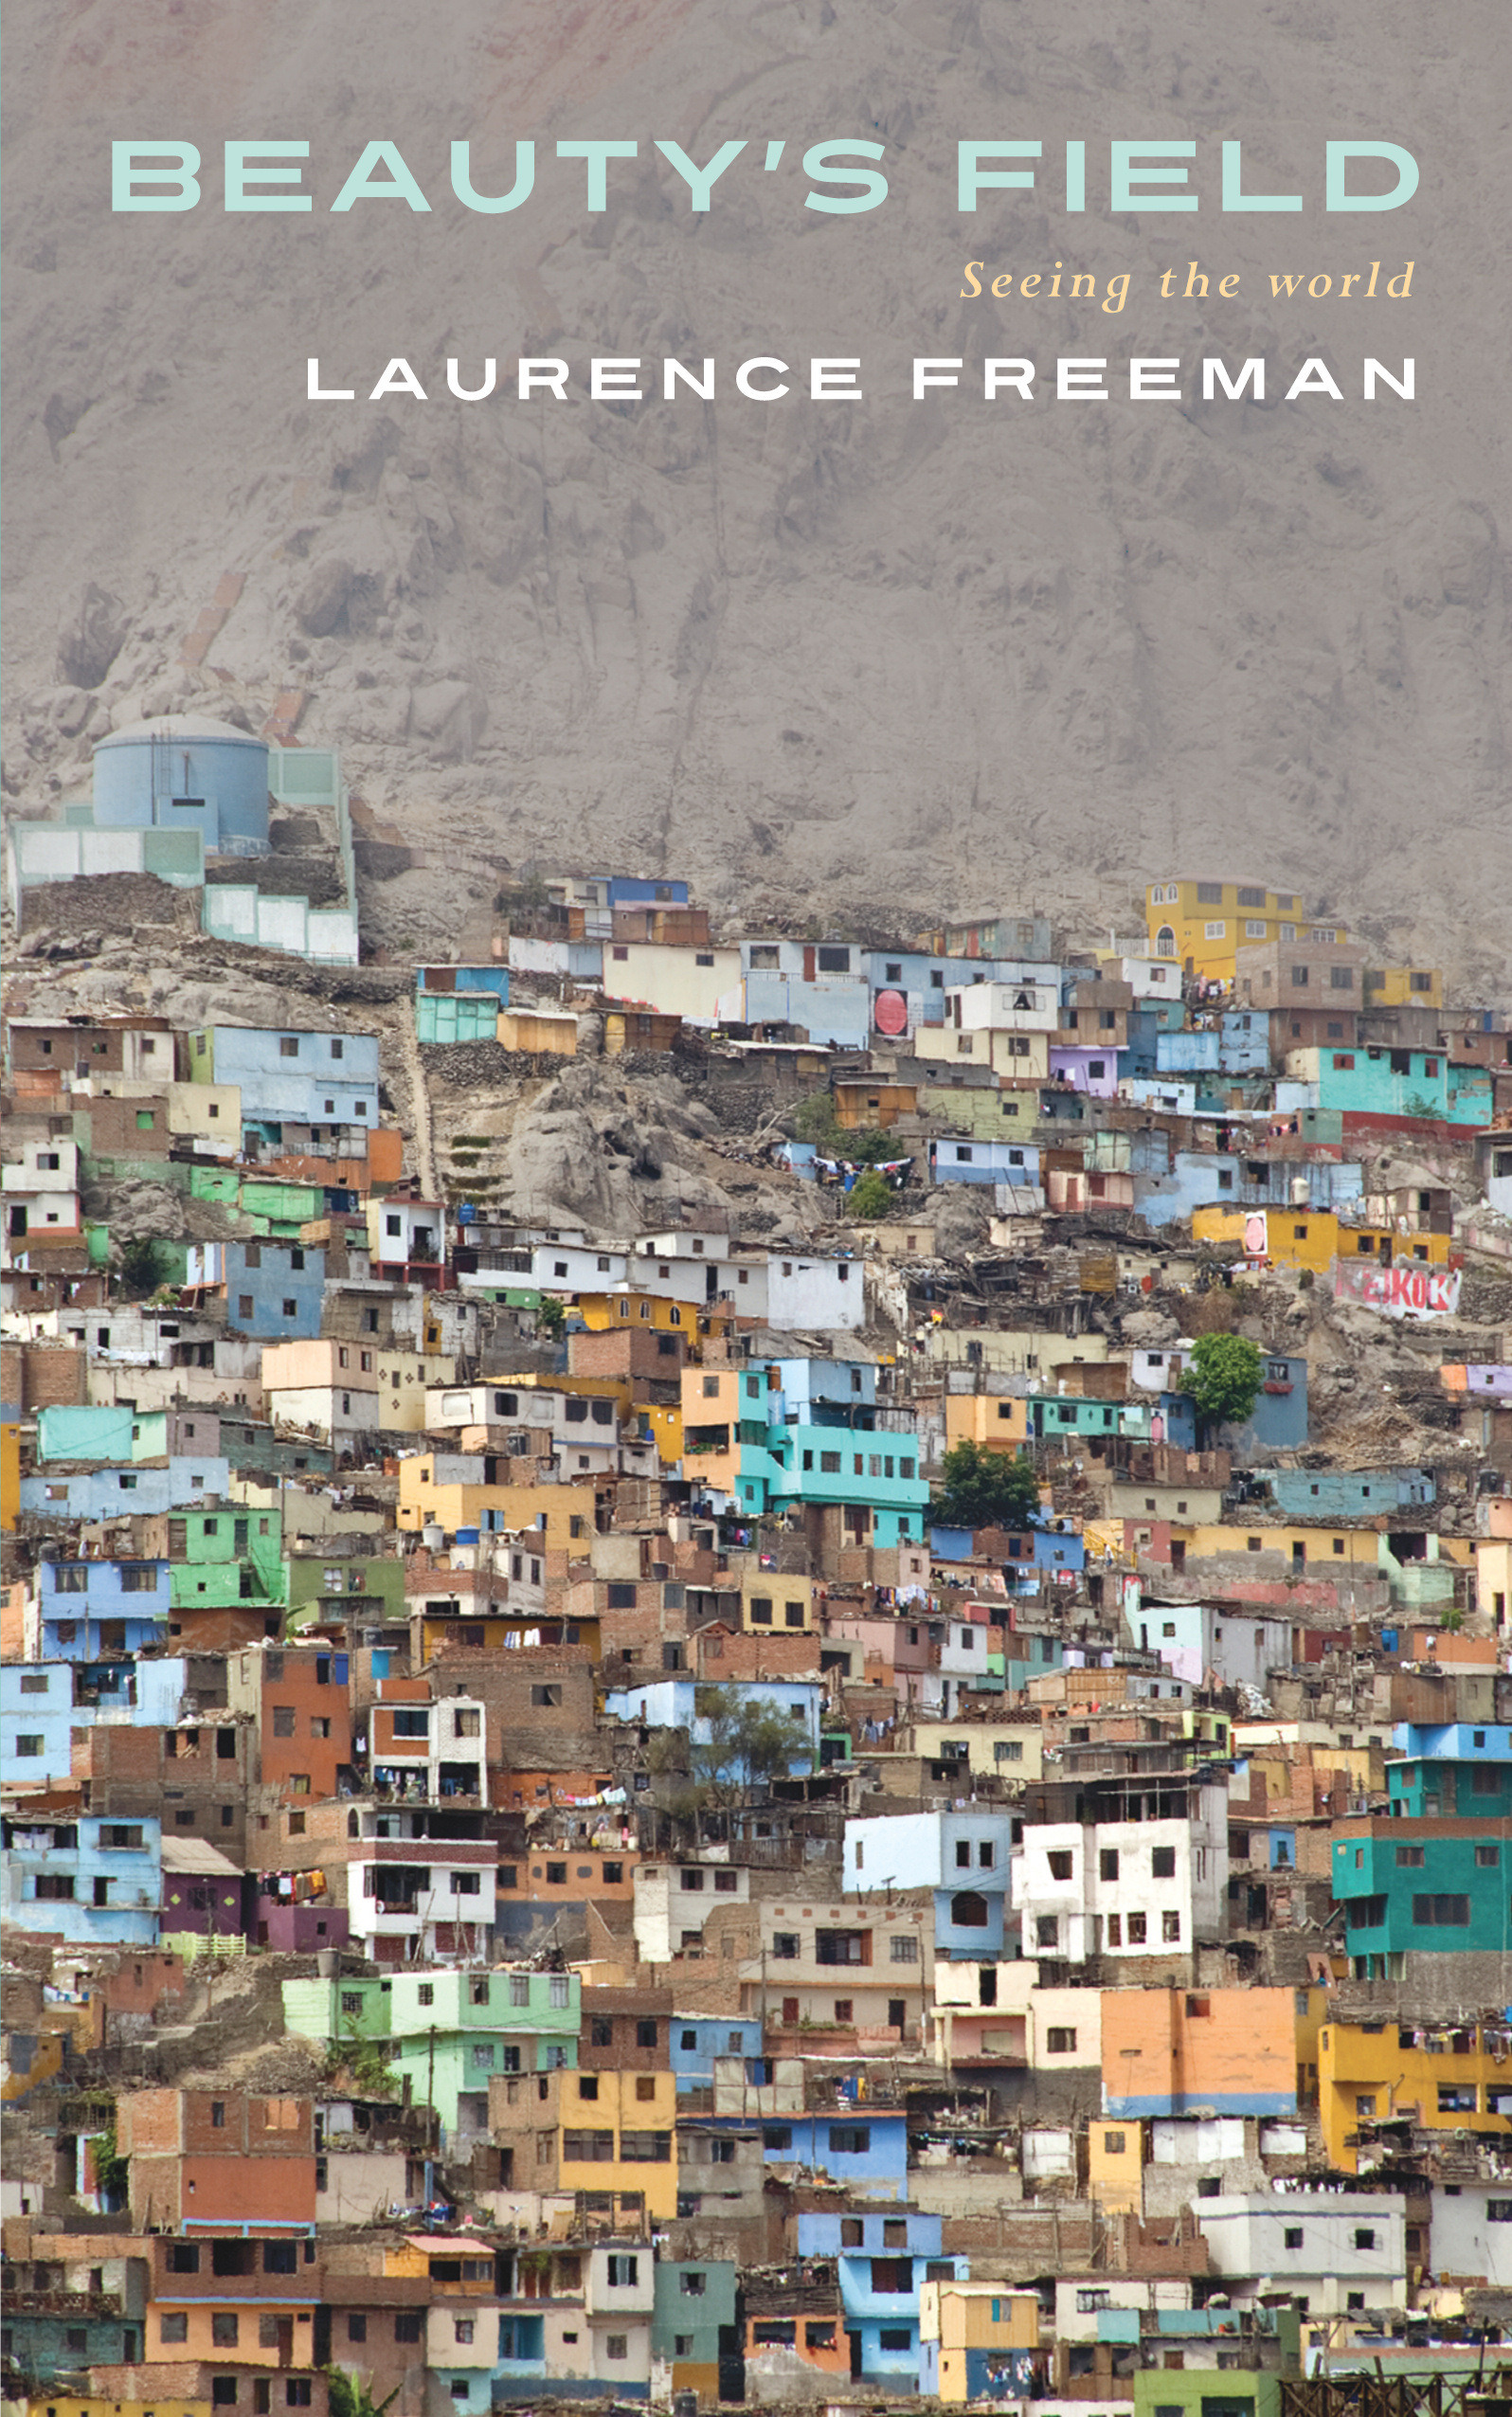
[92,714,271,857]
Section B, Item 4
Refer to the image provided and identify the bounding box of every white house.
[1197,2191,1407,2318]
[1010,1782,1229,1963]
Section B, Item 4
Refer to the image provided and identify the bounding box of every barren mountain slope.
[3,0,1509,986]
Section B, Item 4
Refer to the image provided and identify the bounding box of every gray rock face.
[55,584,129,689]
[4,4,1508,990]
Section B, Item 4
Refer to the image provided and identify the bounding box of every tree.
[933,1439,1040,1531]
[535,1294,567,1337]
[1181,1330,1264,1435]
[327,2373,400,2417]
[688,1683,814,1812]
[117,1235,166,1297]
[847,1168,893,1220]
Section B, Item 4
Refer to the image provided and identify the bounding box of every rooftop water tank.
[92,714,271,857]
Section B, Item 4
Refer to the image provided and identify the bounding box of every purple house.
[159,1837,252,1944]
[256,1888,350,1954]
[1048,1044,1120,1097]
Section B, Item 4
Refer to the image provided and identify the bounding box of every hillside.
[3,0,1509,990]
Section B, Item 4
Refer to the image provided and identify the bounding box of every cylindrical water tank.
[92,714,271,857]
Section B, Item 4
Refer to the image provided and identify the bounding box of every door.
[889,1999,907,2032]
[849,2331,863,2380]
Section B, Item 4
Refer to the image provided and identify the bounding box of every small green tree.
[847,1168,893,1220]
[689,1683,815,1811]
[535,1295,567,1337]
[118,1236,166,1297]
[1181,1331,1264,1435]
[793,1091,844,1150]
[933,1439,1040,1531]
[327,2372,400,2417]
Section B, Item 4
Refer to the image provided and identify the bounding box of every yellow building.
[1364,965,1444,1009]
[903,1721,1045,1784]
[1319,2015,1512,2173]
[577,1288,710,1336]
[741,1571,816,1634]
[1192,1204,1452,1274]
[920,2281,1039,2403]
[1087,2116,1144,2213]
[1479,1538,1512,1632]
[1145,879,1347,982]
[396,1460,601,1546]
[489,2065,679,2220]
[1,1418,19,1531]
[376,1348,459,1434]
[911,1023,1051,1081]
[27,2377,214,2417]
[945,1392,1031,1452]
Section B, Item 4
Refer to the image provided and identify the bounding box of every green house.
[285,1551,406,1632]
[282,1965,582,2140]
[170,1503,286,1610]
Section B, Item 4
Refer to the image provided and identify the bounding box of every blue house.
[3,1808,161,1944]
[221,1237,327,1337]
[37,1556,171,1658]
[797,2208,964,2380]
[671,2012,764,2093]
[774,1357,879,1424]
[1388,1724,1512,1817]
[1269,1465,1430,1521]
[2,1664,77,1785]
[1218,1352,1309,1461]
[19,1456,230,1520]
[928,1139,1041,1189]
[741,940,873,1046]
[754,2110,909,2195]
[844,1810,1016,1958]
[189,1024,380,1134]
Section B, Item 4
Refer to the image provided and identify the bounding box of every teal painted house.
[1312,1044,1490,1129]
[1388,1725,1512,1817]
[1332,1818,1512,1975]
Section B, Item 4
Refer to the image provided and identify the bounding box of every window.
[772,1932,799,1958]
[1395,1845,1425,1867]
[637,2018,658,2047]
[1099,1849,1120,1883]
[1126,1912,1147,1943]
[605,2337,628,2362]
[160,2315,189,2345]
[1285,2228,1304,2249]
[1413,1894,1470,1926]
[394,2314,423,2345]
[1151,1845,1176,1878]
[891,1934,918,1963]
[1162,1911,1181,1942]
[680,2271,707,2296]
[1354,2228,1377,2250]
[829,2124,871,2154]
[212,2315,240,2348]
[1047,2027,1077,2055]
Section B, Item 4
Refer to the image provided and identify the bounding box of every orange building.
[226,1644,352,1803]
[1100,1986,1299,2120]
[117,2087,318,2229]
